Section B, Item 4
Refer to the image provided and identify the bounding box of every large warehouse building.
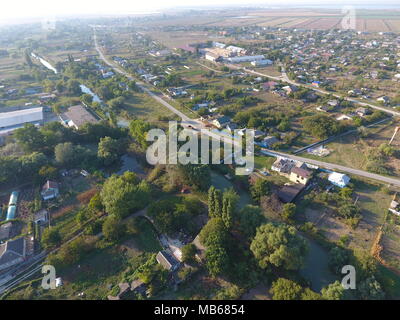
[0,107,43,133]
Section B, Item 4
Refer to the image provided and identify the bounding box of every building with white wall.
[0,107,43,133]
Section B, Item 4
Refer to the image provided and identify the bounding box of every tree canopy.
[100,172,151,218]
[250,223,308,270]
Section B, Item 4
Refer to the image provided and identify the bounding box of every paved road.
[225,63,400,117]
[262,149,400,187]
[93,30,242,147]
[293,117,392,154]
[93,30,400,186]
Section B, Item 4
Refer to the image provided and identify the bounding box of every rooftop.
[291,167,312,179]
[63,105,98,128]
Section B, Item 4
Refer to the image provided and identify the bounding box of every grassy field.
[299,176,393,252]
[121,91,176,122]
[300,120,400,178]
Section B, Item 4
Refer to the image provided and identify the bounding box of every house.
[355,107,372,117]
[271,157,294,175]
[328,172,350,188]
[34,209,48,225]
[262,81,278,91]
[227,55,264,63]
[327,100,339,107]
[278,184,304,203]
[131,279,147,296]
[107,282,131,300]
[254,130,266,139]
[205,52,222,62]
[251,59,273,67]
[41,180,59,201]
[260,136,280,148]
[0,237,26,271]
[0,222,13,242]
[212,116,231,129]
[289,167,312,185]
[316,105,331,113]
[282,85,298,95]
[226,122,238,132]
[311,81,321,87]
[348,89,362,96]
[377,96,390,104]
[226,45,246,55]
[61,105,98,129]
[156,250,180,272]
[389,194,400,216]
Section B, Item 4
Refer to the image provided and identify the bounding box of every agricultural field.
[207,9,400,32]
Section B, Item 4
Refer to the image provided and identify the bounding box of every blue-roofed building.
[6,206,16,221]
[8,191,19,206]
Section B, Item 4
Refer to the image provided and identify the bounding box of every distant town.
[0,4,399,302]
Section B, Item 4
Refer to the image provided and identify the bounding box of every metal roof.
[0,107,43,128]
[6,205,16,221]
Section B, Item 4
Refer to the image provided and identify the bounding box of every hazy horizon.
[1,0,400,26]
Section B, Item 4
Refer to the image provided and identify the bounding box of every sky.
[0,0,399,23]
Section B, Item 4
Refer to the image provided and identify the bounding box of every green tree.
[88,192,104,215]
[328,247,349,275]
[281,203,296,222]
[358,276,385,300]
[100,172,151,218]
[236,205,264,239]
[250,223,308,270]
[205,244,229,278]
[303,114,343,139]
[129,119,151,149]
[39,165,58,181]
[66,79,81,96]
[199,218,228,248]
[54,142,76,166]
[102,215,125,242]
[250,179,271,204]
[181,243,197,263]
[41,227,62,249]
[321,281,345,300]
[81,93,93,106]
[221,188,239,229]
[271,278,303,300]
[97,136,122,166]
[14,124,45,152]
[301,288,323,300]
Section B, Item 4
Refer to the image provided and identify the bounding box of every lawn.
[121,91,176,122]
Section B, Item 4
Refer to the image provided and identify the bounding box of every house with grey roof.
[156,250,180,272]
[61,105,98,129]
[0,222,13,242]
[0,237,26,271]
[41,180,59,201]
